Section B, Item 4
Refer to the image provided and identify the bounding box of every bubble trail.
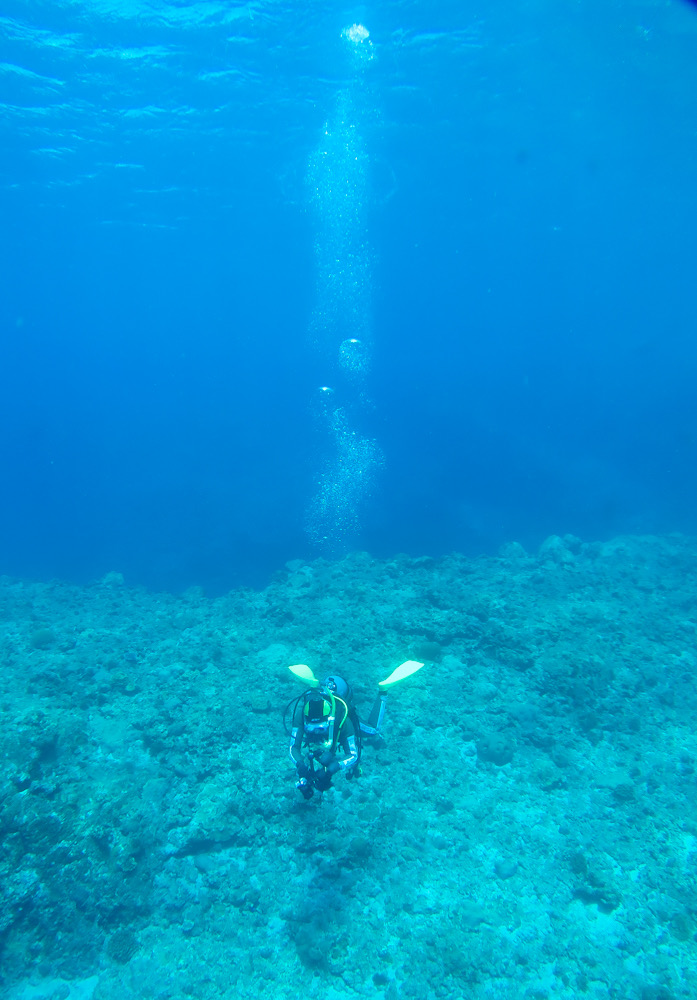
[304,23,382,552]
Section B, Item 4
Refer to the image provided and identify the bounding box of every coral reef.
[1,533,696,1000]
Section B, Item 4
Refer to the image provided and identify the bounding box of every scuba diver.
[284,660,424,801]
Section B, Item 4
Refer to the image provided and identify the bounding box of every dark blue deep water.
[2,0,697,593]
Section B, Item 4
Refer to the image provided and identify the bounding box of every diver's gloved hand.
[314,771,333,792]
[296,762,312,781]
[318,752,339,772]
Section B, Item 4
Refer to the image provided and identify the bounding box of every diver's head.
[321,675,350,700]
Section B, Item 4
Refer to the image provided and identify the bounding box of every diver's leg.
[360,692,387,736]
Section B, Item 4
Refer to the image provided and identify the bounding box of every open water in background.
[1,0,697,592]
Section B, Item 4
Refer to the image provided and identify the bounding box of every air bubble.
[338,338,368,376]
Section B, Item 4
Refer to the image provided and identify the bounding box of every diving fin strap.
[378,660,424,689]
[288,663,320,688]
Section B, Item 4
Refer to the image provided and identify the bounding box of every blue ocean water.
[2,0,697,593]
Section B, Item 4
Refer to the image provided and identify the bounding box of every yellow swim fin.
[288,663,320,688]
[378,660,425,689]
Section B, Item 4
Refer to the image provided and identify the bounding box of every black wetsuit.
[289,688,388,797]
[289,695,359,785]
